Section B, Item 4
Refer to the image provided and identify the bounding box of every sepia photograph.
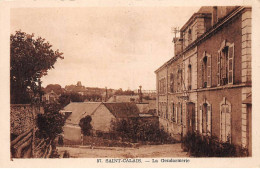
[1,0,259,168]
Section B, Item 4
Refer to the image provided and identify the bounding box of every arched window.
[220,97,232,143]
[199,101,212,135]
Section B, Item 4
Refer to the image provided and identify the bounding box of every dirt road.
[57,143,188,158]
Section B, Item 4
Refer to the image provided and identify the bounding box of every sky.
[11,6,200,90]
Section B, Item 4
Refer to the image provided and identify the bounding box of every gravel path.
[57,143,189,158]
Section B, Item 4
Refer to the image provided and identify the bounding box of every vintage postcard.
[0,0,260,168]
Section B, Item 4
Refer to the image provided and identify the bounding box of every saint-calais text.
[96,158,190,163]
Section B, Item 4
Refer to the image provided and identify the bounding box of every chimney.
[173,37,183,56]
[212,6,218,26]
[138,86,143,103]
[105,87,108,102]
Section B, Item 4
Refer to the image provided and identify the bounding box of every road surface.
[57,143,189,158]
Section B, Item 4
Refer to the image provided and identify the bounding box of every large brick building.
[155,6,251,154]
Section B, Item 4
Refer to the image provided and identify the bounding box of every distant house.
[61,102,140,145]
[42,90,59,104]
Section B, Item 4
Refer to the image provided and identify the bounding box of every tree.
[10,31,64,104]
[44,84,63,95]
[79,116,92,136]
[114,89,135,95]
[37,103,65,140]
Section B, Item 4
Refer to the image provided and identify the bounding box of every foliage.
[63,151,70,158]
[37,103,65,140]
[143,96,156,100]
[44,84,64,95]
[110,118,177,144]
[58,92,102,108]
[182,132,249,157]
[79,115,93,136]
[10,30,63,104]
[114,88,135,95]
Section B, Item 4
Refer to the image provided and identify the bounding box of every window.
[177,68,182,92]
[188,29,192,44]
[218,41,234,85]
[201,52,212,88]
[199,102,212,135]
[159,78,166,94]
[188,64,192,90]
[172,103,176,122]
[170,73,174,93]
[220,98,231,143]
[177,102,182,124]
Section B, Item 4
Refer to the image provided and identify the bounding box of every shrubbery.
[182,132,249,157]
[110,118,177,144]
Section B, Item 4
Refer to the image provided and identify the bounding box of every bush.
[37,103,65,140]
[63,150,70,158]
[182,132,249,157]
[110,119,177,144]
[79,115,92,136]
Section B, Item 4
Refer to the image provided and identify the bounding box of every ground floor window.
[220,97,231,142]
[199,101,211,135]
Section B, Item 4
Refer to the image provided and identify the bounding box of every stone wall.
[10,104,43,135]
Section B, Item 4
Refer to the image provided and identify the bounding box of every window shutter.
[175,106,178,123]
[220,106,224,141]
[207,104,212,135]
[207,55,212,87]
[228,43,234,84]
[217,51,221,85]
[226,103,232,143]
[199,105,202,133]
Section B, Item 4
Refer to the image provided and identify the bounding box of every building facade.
[155,6,251,153]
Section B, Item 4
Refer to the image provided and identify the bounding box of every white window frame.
[199,100,212,136]
[218,40,234,86]
[220,97,232,143]
[201,51,212,88]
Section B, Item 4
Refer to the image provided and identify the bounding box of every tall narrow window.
[199,102,212,135]
[170,73,174,93]
[222,47,228,85]
[220,98,231,143]
[218,41,234,86]
[172,103,175,122]
[188,64,192,90]
[202,103,208,134]
[177,102,182,124]
[188,29,192,44]
[177,69,182,92]
[202,57,208,88]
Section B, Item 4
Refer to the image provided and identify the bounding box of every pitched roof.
[63,102,101,125]
[103,102,140,118]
